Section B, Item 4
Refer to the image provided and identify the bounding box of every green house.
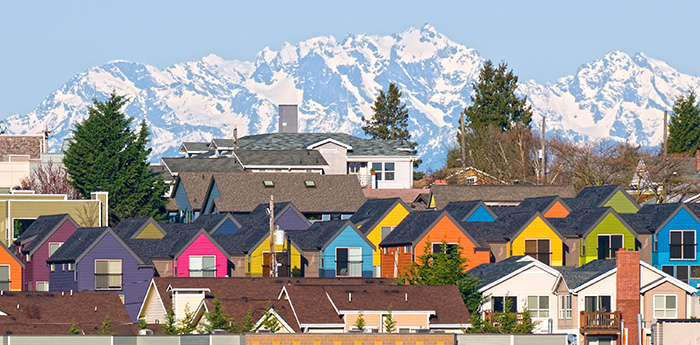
[564,185,639,214]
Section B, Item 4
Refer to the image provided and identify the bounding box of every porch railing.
[580,311,620,332]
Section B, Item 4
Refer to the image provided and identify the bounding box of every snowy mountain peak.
[5,27,700,169]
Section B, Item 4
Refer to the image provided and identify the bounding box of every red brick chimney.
[616,250,640,345]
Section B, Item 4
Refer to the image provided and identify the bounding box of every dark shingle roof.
[124,223,203,264]
[564,185,620,209]
[349,198,402,235]
[235,133,416,157]
[172,172,215,211]
[443,200,485,222]
[517,196,564,213]
[181,142,209,152]
[233,150,328,167]
[162,157,244,174]
[113,217,154,239]
[287,220,353,250]
[148,163,173,181]
[16,214,74,254]
[380,211,443,246]
[47,227,109,263]
[548,208,612,237]
[470,256,531,289]
[461,211,537,245]
[193,213,241,233]
[430,185,576,209]
[556,259,617,289]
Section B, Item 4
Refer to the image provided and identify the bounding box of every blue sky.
[1,1,698,118]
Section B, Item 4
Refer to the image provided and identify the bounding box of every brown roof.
[430,184,576,209]
[0,135,44,160]
[363,188,429,204]
[0,291,136,335]
[174,172,214,211]
[165,198,179,212]
[208,298,302,332]
[211,173,366,213]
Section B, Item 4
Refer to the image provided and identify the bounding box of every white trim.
[169,287,211,292]
[653,294,678,319]
[478,258,561,292]
[347,156,415,161]
[572,268,617,293]
[137,279,165,321]
[306,138,353,150]
[641,261,698,294]
[299,323,345,327]
[253,307,296,333]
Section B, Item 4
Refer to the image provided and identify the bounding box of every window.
[384,163,395,181]
[48,242,63,257]
[404,245,411,254]
[586,337,612,345]
[597,234,623,260]
[654,294,677,318]
[466,176,477,185]
[676,265,690,283]
[68,262,76,271]
[559,295,572,319]
[381,227,394,240]
[525,239,551,265]
[371,162,395,181]
[670,230,696,260]
[528,296,550,318]
[189,256,216,277]
[584,296,611,312]
[336,248,362,277]
[95,260,122,290]
[13,219,35,239]
[691,266,700,279]
[0,266,10,291]
[36,281,48,291]
[372,162,383,181]
[432,243,458,255]
[50,264,56,272]
[492,296,517,313]
[662,265,674,276]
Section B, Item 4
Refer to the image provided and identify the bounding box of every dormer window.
[263,180,275,188]
[304,180,316,188]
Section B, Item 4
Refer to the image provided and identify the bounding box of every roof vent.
[304,180,316,188]
[263,180,274,188]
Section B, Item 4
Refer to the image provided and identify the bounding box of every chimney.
[616,250,640,345]
[279,105,298,133]
[434,180,447,185]
[695,150,700,173]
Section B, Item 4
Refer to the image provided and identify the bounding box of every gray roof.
[548,208,612,237]
[181,142,209,152]
[349,198,403,235]
[470,256,530,289]
[162,157,245,174]
[148,164,173,181]
[380,211,443,246]
[15,214,74,254]
[233,150,328,167]
[443,200,486,222]
[47,227,109,263]
[563,185,633,210]
[234,133,416,157]
[517,196,566,213]
[113,217,156,239]
[287,220,354,250]
[556,259,617,289]
[193,213,242,233]
[461,211,537,245]
[124,223,203,264]
[430,185,576,209]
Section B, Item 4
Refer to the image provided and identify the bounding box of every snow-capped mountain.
[4,25,700,169]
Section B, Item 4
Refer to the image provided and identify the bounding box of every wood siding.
[464,205,495,222]
[415,215,490,269]
[381,246,412,278]
[21,218,78,289]
[134,223,164,239]
[175,233,229,277]
[580,213,636,265]
[248,237,302,277]
[0,245,22,291]
[543,201,569,218]
[603,191,639,214]
[366,203,410,267]
[320,225,374,278]
[511,216,564,266]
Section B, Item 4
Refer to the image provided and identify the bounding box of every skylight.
[263,180,274,188]
[304,180,316,188]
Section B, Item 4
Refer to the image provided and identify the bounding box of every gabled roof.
[162,157,244,175]
[15,214,78,255]
[47,227,144,265]
[232,149,328,167]
[234,133,416,157]
[564,184,639,210]
[349,198,406,235]
[548,207,636,238]
[443,200,496,222]
[209,172,365,214]
[172,228,232,261]
[556,259,618,291]
[0,134,43,159]
[179,142,209,153]
[429,185,576,209]
[362,189,429,204]
[287,220,374,251]
[379,211,443,246]
[171,172,215,211]
[192,213,243,233]
[124,223,203,264]
[113,217,166,239]
[470,256,533,290]
[517,195,571,214]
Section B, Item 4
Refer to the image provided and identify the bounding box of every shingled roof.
[547,207,619,237]
[349,198,405,235]
[380,210,443,246]
[555,259,617,290]
[467,256,532,289]
[192,213,243,233]
[172,172,215,211]
[162,157,244,175]
[564,184,639,210]
[232,149,328,167]
[517,195,570,214]
[430,184,576,209]
[209,172,365,214]
[287,220,372,251]
[46,227,109,263]
[122,223,203,264]
[362,189,429,204]
[0,134,44,159]
[233,133,416,157]
[14,214,77,255]
[443,200,493,222]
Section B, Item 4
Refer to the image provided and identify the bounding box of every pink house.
[173,230,230,277]
[13,214,79,291]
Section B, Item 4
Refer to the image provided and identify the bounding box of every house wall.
[22,218,78,289]
[344,311,430,332]
[134,223,164,239]
[315,142,348,175]
[49,264,78,291]
[564,237,579,267]
[603,191,639,213]
[365,203,410,268]
[510,216,564,266]
[172,290,206,320]
[72,233,154,321]
[175,233,229,277]
[642,281,689,321]
[637,233,653,265]
[248,237,302,277]
[211,218,240,235]
[543,201,569,218]
[654,207,700,287]
[203,182,220,214]
[464,205,495,222]
[580,213,636,265]
[576,273,617,313]
[363,158,414,190]
[381,246,412,278]
[153,259,173,277]
[0,157,30,189]
[489,242,508,262]
[0,246,22,290]
[173,182,192,212]
[277,208,310,231]
[302,250,320,277]
[320,225,374,278]
[415,215,490,269]
[480,265,560,333]
[554,280,577,331]
[140,285,166,324]
[230,254,246,277]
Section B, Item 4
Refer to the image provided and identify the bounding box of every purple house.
[12,214,79,291]
[47,227,154,321]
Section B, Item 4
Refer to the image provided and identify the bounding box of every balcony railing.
[580,311,620,333]
[483,311,526,327]
[353,174,372,188]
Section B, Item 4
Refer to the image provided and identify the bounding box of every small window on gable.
[304,180,316,188]
[263,180,274,188]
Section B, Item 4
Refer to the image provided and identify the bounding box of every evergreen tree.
[67,318,80,335]
[203,294,231,333]
[63,92,168,224]
[177,305,197,334]
[96,314,116,335]
[258,302,282,333]
[353,311,366,332]
[668,90,700,154]
[383,305,396,333]
[163,309,178,335]
[401,240,483,312]
[241,308,256,333]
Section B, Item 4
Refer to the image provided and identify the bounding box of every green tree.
[258,302,281,333]
[400,240,483,312]
[178,305,198,334]
[468,297,535,334]
[353,311,366,332]
[668,90,700,154]
[67,318,80,335]
[138,318,148,329]
[163,309,178,335]
[95,314,116,335]
[383,305,396,333]
[63,92,168,224]
[202,294,231,333]
[241,308,256,333]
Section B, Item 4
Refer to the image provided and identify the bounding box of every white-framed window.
[586,336,612,345]
[0,265,10,291]
[670,230,696,260]
[527,295,550,318]
[559,295,572,319]
[189,256,216,277]
[654,294,677,318]
[48,242,63,257]
[36,281,48,291]
[466,176,477,185]
[50,264,56,272]
[432,242,458,255]
[381,226,394,240]
[336,247,362,277]
[95,259,122,290]
[372,162,395,181]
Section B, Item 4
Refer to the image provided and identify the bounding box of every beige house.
[0,134,47,190]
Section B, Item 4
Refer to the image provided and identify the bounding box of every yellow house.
[349,198,410,276]
[246,233,303,277]
[0,191,108,245]
[508,212,565,266]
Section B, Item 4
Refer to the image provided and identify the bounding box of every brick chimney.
[616,250,640,345]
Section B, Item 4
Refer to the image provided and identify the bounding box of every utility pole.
[460,112,466,171]
[541,116,546,184]
[269,195,275,277]
[663,110,668,156]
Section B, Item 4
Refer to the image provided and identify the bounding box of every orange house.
[517,196,571,218]
[378,210,490,278]
[0,242,23,291]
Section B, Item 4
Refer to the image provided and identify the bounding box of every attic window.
[304,180,316,188]
[263,180,275,188]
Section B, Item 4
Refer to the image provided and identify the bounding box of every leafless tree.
[20,159,80,199]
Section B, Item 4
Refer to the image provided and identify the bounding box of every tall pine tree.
[63,92,168,224]
[668,90,700,154]
[363,83,417,149]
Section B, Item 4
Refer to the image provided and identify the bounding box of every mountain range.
[4,24,700,169]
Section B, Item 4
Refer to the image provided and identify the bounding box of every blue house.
[288,220,374,277]
[47,227,155,321]
[193,213,244,235]
[639,203,700,288]
[443,200,496,222]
